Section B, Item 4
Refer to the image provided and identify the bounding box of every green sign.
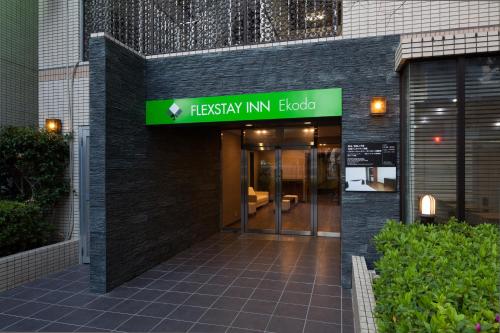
[146,88,342,125]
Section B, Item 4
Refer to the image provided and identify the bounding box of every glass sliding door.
[279,148,313,235]
[245,148,277,232]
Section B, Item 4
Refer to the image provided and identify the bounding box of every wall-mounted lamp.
[45,119,62,134]
[370,97,387,116]
[419,194,436,224]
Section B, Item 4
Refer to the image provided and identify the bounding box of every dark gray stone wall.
[89,36,220,292]
[146,36,401,288]
[89,36,107,293]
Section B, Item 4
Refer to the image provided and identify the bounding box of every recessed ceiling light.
[245,124,253,127]
[304,121,312,125]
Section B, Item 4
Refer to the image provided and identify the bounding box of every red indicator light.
[433,136,442,143]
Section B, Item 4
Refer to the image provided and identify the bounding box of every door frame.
[78,126,90,263]
[241,145,315,236]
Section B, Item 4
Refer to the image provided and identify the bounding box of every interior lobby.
[221,125,341,237]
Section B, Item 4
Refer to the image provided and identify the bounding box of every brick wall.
[147,34,400,289]
[89,35,220,292]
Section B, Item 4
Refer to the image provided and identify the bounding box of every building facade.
[36,0,500,292]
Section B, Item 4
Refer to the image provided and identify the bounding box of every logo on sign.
[169,103,182,120]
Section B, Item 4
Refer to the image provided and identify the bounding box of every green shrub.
[373,219,500,333]
[0,127,69,212]
[0,200,55,256]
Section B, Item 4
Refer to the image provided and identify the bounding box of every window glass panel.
[465,56,500,225]
[406,60,457,222]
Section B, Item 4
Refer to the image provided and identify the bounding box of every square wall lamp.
[45,119,62,134]
[370,97,387,116]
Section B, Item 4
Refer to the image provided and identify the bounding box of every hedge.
[373,219,500,333]
[0,200,55,257]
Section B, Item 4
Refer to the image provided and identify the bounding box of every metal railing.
[83,0,342,58]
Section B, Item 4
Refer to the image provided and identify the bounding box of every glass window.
[405,60,458,222]
[465,57,500,225]
[404,56,500,226]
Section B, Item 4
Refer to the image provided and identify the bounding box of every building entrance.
[221,125,341,237]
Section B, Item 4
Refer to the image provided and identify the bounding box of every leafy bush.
[373,219,500,333]
[0,127,69,256]
[0,127,69,212]
[0,200,55,256]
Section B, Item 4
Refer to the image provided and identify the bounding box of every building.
[31,0,500,293]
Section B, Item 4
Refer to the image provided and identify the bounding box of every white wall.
[342,0,500,39]
[346,167,367,182]
[377,167,396,184]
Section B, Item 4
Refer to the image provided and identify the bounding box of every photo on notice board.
[345,166,396,192]
[345,143,397,192]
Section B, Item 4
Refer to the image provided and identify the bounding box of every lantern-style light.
[370,97,387,116]
[45,119,62,134]
[419,194,436,217]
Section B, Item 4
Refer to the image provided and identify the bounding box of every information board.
[344,143,397,192]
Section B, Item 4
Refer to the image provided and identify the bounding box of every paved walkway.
[0,233,353,332]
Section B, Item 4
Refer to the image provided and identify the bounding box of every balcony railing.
[83,0,342,58]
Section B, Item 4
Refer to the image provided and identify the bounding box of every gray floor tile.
[267,315,304,333]
[75,325,111,332]
[171,282,202,293]
[124,278,155,288]
[280,291,310,305]
[168,305,206,322]
[151,319,193,332]
[233,277,261,288]
[146,279,175,291]
[303,320,342,333]
[31,304,74,321]
[138,302,176,317]
[5,301,47,317]
[310,294,341,309]
[156,291,191,304]
[84,296,122,310]
[9,288,49,301]
[258,279,286,291]
[58,282,89,293]
[105,286,141,298]
[212,297,247,311]
[190,323,228,332]
[129,288,162,301]
[38,322,81,332]
[207,275,235,285]
[223,286,254,298]
[184,274,213,284]
[274,302,308,319]
[37,290,75,303]
[184,294,218,307]
[197,284,227,297]
[3,318,50,332]
[307,306,341,323]
[285,282,313,294]
[0,314,21,329]
[0,298,24,313]
[199,308,238,326]
[242,299,276,315]
[85,311,131,330]
[313,284,342,297]
[162,272,190,281]
[116,315,162,332]
[110,299,150,314]
[59,294,97,307]
[232,312,270,331]
[58,308,104,326]
[251,289,282,302]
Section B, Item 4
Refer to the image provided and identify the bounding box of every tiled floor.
[0,233,353,332]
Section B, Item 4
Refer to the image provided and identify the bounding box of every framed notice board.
[345,143,397,192]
